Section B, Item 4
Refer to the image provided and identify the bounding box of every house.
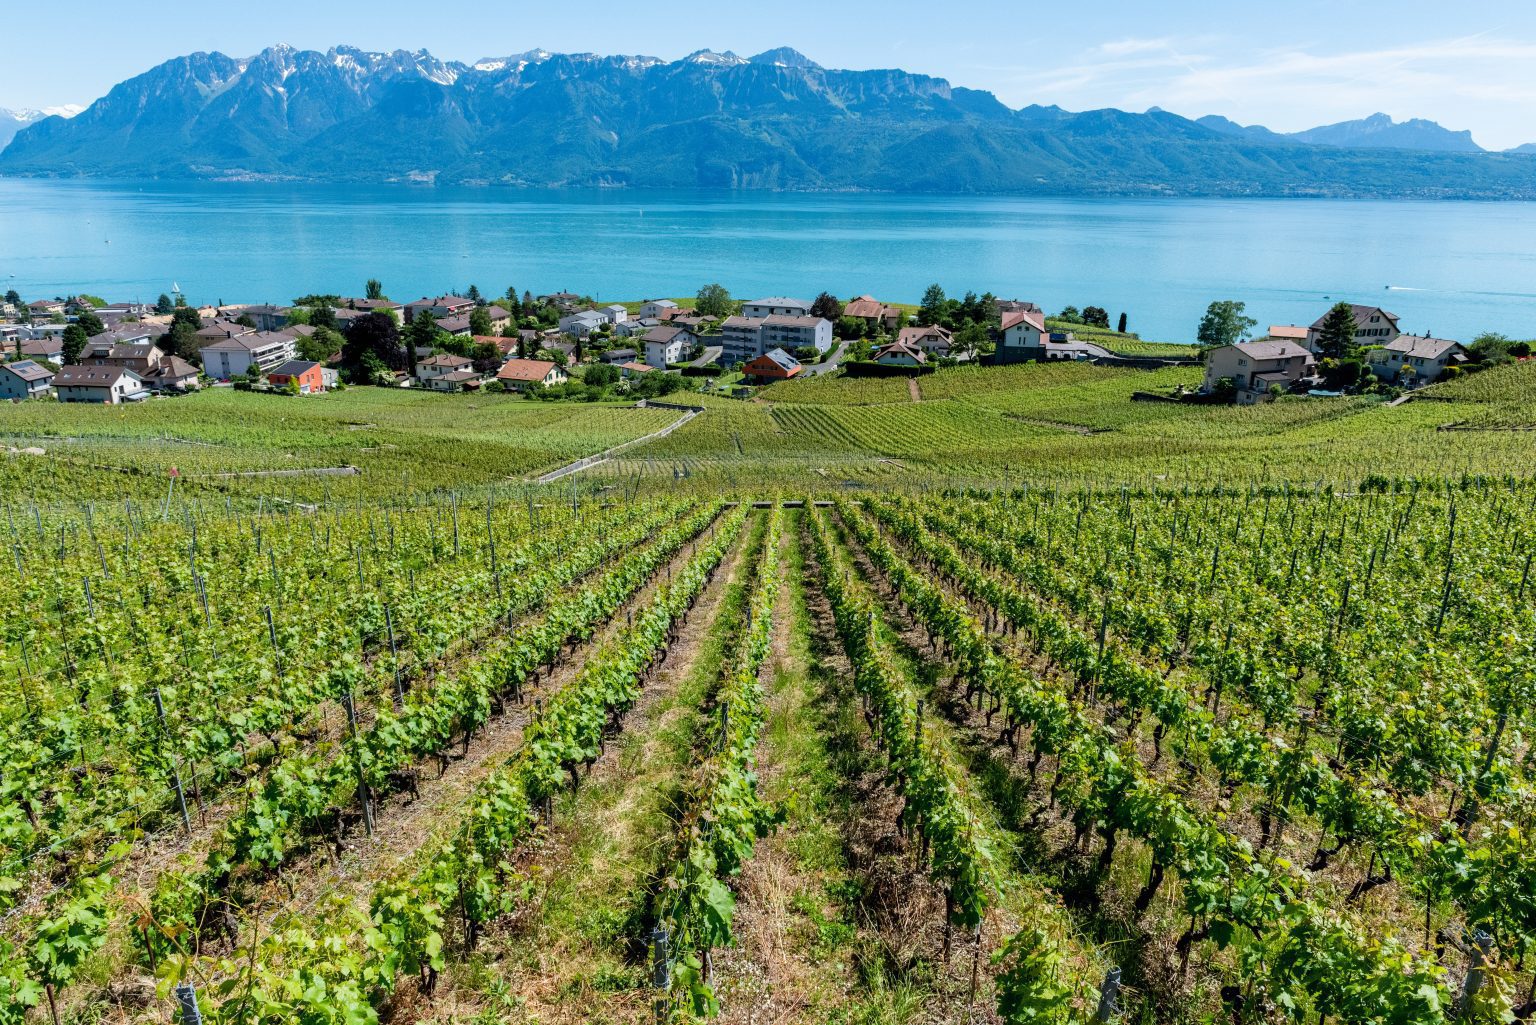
[405,295,475,323]
[0,360,54,400]
[639,300,679,319]
[558,310,606,337]
[496,358,567,392]
[995,299,1043,316]
[345,297,406,319]
[195,320,255,345]
[17,339,64,363]
[615,317,659,338]
[267,360,327,394]
[54,365,149,404]
[538,292,585,313]
[415,353,477,391]
[1307,305,1400,352]
[761,315,832,357]
[744,348,802,382]
[143,356,201,393]
[1367,335,1469,385]
[598,304,629,325]
[1202,340,1315,404]
[1265,325,1310,345]
[22,323,68,341]
[27,299,66,318]
[672,315,716,333]
[602,347,639,365]
[238,305,290,332]
[87,343,166,377]
[198,331,298,380]
[643,325,695,368]
[995,309,1049,364]
[872,341,928,367]
[89,324,155,347]
[435,315,473,337]
[741,296,811,319]
[897,324,968,361]
[842,295,902,333]
[484,306,513,330]
[617,361,654,379]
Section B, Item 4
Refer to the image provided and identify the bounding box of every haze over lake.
[3,178,1534,342]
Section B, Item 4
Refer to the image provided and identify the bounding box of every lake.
[2,179,1535,343]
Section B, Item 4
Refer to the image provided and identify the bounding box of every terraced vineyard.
[2,472,1533,1025]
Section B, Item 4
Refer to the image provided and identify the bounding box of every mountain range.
[3,45,1535,198]
[0,106,83,151]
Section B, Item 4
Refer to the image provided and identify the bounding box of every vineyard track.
[908,379,923,403]
[437,510,762,1023]
[709,510,1002,1024]
[534,406,699,483]
[221,510,737,934]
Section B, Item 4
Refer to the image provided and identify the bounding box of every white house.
[600,305,629,325]
[872,341,927,367]
[558,310,606,337]
[639,299,679,319]
[741,297,812,319]
[496,358,568,393]
[54,365,149,404]
[643,325,696,368]
[416,353,478,391]
[199,331,298,380]
[1308,305,1400,353]
[0,360,54,400]
[1367,335,1468,385]
[761,316,833,357]
[996,309,1049,364]
[897,325,968,361]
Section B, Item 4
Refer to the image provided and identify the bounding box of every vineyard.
[1,371,1535,1023]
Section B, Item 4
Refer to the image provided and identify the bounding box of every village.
[0,284,1495,405]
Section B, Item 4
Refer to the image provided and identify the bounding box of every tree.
[585,363,619,387]
[1117,312,1128,334]
[343,312,406,381]
[154,294,174,315]
[366,279,384,301]
[405,309,442,375]
[810,292,843,322]
[469,306,494,338]
[299,326,343,364]
[471,341,501,375]
[1316,301,1358,359]
[954,321,989,360]
[309,306,338,332]
[466,284,482,305]
[1082,306,1110,329]
[3,289,20,310]
[285,307,311,327]
[918,284,947,327]
[61,324,88,365]
[74,310,105,338]
[1196,300,1257,349]
[1057,306,1083,325]
[696,283,734,319]
[160,306,204,362]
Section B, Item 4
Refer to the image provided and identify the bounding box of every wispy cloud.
[988,34,1536,149]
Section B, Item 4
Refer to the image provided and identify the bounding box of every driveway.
[799,339,851,377]
[691,345,723,367]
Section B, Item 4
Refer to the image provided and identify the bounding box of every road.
[798,339,852,377]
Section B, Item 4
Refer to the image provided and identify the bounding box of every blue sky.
[6,0,1536,148]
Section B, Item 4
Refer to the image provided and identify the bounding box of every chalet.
[267,360,327,394]
[0,360,54,400]
[198,331,298,380]
[639,300,679,319]
[54,365,149,404]
[897,324,967,361]
[643,325,695,368]
[1307,305,1400,352]
[872,341,928,367]
[744,348,801,382]
[742,296,811,319]
[415,353,477,391]
[405,295,475,323]
[842,295,902,333]
[1202,340,1314,404]
[496,358,567,393]
[1368,335,1469,385]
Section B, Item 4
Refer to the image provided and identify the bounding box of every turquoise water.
[2,179,1535,343]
